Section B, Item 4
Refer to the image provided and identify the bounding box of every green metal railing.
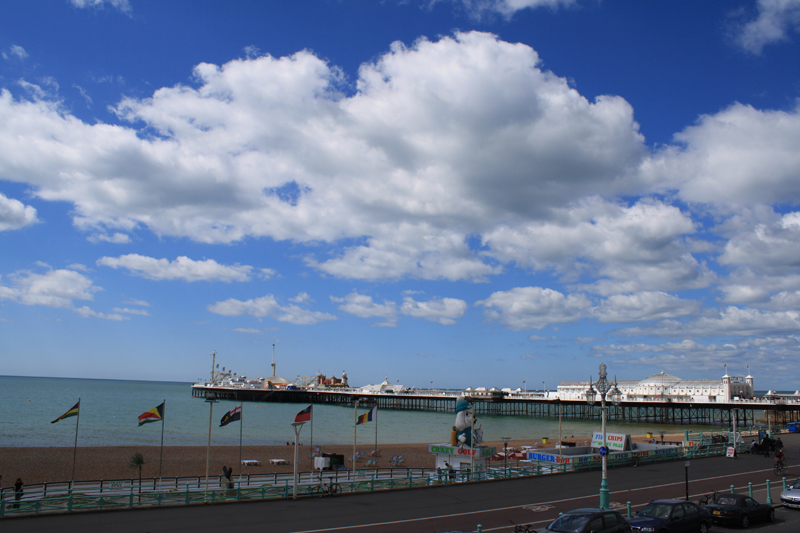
[0,444,727,518]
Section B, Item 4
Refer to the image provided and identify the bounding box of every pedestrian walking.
[13,478,23,509]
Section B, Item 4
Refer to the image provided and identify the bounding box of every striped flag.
[51,400,80,423]
[138,402,165,426]
[220,405,242,427]
[294,405,312,423]
[357,406,377,425]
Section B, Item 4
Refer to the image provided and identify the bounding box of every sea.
[0,375,721,448]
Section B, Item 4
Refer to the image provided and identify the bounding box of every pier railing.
[1,443,731,518]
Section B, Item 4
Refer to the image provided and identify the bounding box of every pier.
[190,385,800,427]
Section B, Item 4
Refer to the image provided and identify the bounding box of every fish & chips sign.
[591,431,629,451]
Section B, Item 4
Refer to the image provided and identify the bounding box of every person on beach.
[445,462,455,482]
[13,478,23,509]
[222,465,234,489]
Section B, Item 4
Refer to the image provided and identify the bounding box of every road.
[6,432,800,532]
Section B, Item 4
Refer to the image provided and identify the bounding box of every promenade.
[6,433,799,532]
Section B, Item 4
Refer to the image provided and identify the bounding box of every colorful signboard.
[428,444,496,457]
[591,431,629,450]
[526,447,681,466]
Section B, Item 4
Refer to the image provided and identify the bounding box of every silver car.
[781,477,800,509]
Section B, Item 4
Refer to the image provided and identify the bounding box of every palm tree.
[128,452,146,495]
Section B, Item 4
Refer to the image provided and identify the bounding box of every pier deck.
[191,385,800,427]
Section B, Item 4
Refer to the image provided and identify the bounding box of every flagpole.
[310,405,314,461]
[291,422,304,500]
[374,407,378,465]
[159,399,165,480]
[352,398,358,479]
[238,403,243,479]
[204,393,217,501]
[72,398,81,485]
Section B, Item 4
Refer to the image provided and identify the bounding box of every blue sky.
[2,0,800,390]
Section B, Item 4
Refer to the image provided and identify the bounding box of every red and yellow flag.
[138,402,165,426]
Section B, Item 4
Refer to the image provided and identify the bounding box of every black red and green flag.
[138,402,165,426]
[220,405,242,427]
[51,400,80,423]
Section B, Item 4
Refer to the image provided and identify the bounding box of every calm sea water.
[0,376,716,448]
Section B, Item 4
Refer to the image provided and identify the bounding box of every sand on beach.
[0,434,687,488]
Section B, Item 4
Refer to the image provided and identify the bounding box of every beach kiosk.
[428,394,496,475]
[428,443,497,471]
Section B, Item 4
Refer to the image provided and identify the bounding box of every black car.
[627,499,712,533]
[705,493,774,528]
[540,508,631,533]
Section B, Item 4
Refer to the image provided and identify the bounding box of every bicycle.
[509,519,537,532]
[774,460,788,476]
[697,491,717,507]
[311,481,342,497]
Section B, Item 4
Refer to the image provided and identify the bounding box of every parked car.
[780,477,800,509]
[540,508,631,533]
[627,499,712,533]
[705,493,774,528]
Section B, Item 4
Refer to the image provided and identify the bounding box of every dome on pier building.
[638,371,681,388]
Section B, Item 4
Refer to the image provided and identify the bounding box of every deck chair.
[350,451,365,462]
[390,455,404,466]
[369,449,381,457]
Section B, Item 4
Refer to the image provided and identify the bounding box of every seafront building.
[556,370,755,403]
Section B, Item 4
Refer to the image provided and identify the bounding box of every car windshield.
[714,497,739,506]
[638,503,672,519]
[547,512,592,533]
[790,478,800,489]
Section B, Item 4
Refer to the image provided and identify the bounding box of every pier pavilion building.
[556,371,754,403]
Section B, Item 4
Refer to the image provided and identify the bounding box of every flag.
[294,405,312,423]
[357,406,377,425]
[51,400,80,424]
[220,405,242,427]
[138,402,165,426]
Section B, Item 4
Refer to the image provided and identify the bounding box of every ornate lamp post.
[586,363,621,509]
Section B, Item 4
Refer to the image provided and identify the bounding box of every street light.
[502,436,511,474]
[586,363,621,509]
[555,399,562,458]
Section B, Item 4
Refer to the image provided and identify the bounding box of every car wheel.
[768,508,775,522]
[699,522,708,533]
[740,514,750,528]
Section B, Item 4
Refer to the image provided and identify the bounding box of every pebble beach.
[0,434,682,489]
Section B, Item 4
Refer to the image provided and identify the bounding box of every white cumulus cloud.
[97,254,253,282]
[0,267,123,319]
[476,286,591,330]
[208,294,336,325]
[0,192,38,231]
[734,0,800,54]
[400,296,467,325]
[0,31,649,282]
